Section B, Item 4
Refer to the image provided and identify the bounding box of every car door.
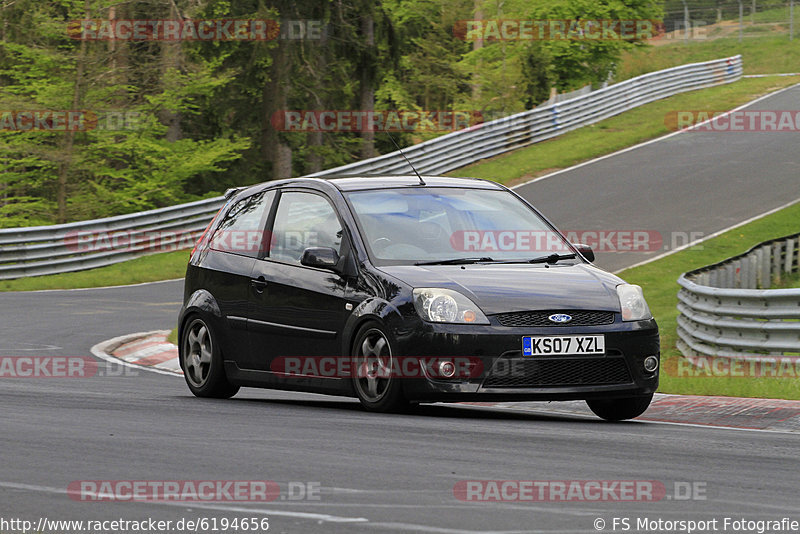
[246,189,351,375]
[202,189,275,368]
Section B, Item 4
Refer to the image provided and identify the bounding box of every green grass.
[451,76,798,186]
[618,35,800,81]
[773,271,800,289]
[167,327,179,346]
[0,249,190,291]
[617,201,800,400]
[747,5,793,24]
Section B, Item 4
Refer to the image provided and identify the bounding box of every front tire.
[586,394,653,421]
[351,322,407,412]
[180,316,239,399]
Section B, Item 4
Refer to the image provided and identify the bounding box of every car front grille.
[494,310,615,328]
[482,352,632,388]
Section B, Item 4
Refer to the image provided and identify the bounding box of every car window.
[270,191,343,264]
[345,187,570,264]
[210,190,274,258]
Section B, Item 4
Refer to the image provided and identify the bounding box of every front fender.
[341,296,408,356]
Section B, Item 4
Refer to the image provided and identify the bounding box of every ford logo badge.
[548,313,572,324]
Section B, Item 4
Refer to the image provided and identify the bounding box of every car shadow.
[185,394,634,424]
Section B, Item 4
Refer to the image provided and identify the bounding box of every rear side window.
[210,190,274,257]
[270,192,342,264]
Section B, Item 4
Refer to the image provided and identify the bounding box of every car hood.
[378,263,624,315]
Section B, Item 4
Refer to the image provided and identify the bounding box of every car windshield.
[344,187,574,265]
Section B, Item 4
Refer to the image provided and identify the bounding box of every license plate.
[522,335,605,356]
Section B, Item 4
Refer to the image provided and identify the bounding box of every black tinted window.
[210,190,274,257]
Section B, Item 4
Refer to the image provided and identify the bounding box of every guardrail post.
[772,242,783,286]
[740,257,749,289]
[759,245,771,288]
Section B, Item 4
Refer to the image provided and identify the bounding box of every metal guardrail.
[0,55,742,280]
[0,197,225,280]
[310,55,742,177]
[676,232,800,360]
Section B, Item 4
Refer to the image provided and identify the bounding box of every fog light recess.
[643,355,659,373]
[438,360,457,378]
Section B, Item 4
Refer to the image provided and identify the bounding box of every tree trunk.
[359,14,375,160]
[160,0,182,142]
[57,0,90,223]
[262,39,292,179]
[306,24,328,174]
[472,0,483,101]
[108,5,129,89]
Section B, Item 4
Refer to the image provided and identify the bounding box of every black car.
[178,176,659,420]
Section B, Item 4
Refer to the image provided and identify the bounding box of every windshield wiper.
[527,253,576,264]
[415,256,494,266]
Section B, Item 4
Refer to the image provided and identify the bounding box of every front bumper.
[391,315,659,402]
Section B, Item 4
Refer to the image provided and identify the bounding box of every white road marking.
[511,82,800,190]
[0,480,368,524]
[0,342,61,351]
[614,197,800,273]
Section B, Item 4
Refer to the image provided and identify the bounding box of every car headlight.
[413,288,489,324]
[616,284,652,321]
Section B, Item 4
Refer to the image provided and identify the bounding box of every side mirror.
[572,243,595,263]
[300,247,340,269]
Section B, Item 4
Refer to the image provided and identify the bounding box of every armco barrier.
[0,197,225,280]
[0,56,742,279]
[676,232,800,360]
[309,55,742,177]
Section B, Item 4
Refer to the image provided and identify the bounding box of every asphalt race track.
[515,83,800,272]
[2,85,799,533]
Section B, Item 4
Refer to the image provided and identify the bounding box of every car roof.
[229,175,505,204]
[323,175,504,191]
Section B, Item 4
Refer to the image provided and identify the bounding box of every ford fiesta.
[178,176,659,421]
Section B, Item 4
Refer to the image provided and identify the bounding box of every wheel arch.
[341,297,405,357]
[178,289,222,353]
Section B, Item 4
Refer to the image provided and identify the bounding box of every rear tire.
[351,322,408,413]
[180,316,239,399]
[586,394,653,421]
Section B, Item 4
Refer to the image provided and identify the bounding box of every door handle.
[250,276,267,293]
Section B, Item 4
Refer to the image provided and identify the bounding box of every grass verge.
[167,327,179,346]
[0,249,189,292]
[617,201,800,400]
[620,35,800,80]
[451,76,798,186]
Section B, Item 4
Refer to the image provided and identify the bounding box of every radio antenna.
[387,134,425,186]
